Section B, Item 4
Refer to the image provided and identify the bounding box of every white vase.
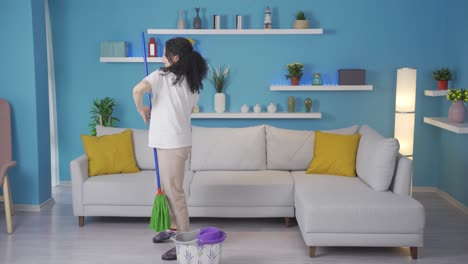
[177,10,186,29]
[254,104,261,113]
[241,104,249,113]
[267,103,277,113]
[214,93,226,113]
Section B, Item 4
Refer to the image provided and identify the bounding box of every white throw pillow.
[266,125,359,170]
[191,125,266,171]
[356,125,400,191]
[95,125,154,170]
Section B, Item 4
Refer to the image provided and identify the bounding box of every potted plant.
[446,89,468,123]
[89,97,119,135]
[208,65,230,113]
[293,11,310,29]
[285,63,304,85]
[433,67,453,90]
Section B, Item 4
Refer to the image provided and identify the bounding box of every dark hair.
[161,37,207,94]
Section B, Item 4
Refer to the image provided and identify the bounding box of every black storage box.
[338,69,366,85]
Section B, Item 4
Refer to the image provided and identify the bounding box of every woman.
[132,37,207,260]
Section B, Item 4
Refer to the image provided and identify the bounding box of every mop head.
[149,193,171,232]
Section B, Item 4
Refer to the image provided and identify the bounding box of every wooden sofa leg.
[309,246,316,257]
[79,216,84,226]
[285,217,292,227]
[410,247,418,259]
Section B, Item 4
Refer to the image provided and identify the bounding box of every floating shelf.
[148,29,324,35]
[424,90,448,97]
[270,85,373,91]
[100,57,163,63]
[191,112,322,119]
[424,117,468,134]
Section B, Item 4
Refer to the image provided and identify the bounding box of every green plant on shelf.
[446,89,468,102]
[296,11,306,20]
[433,67,453,81]
[285,63,304,79]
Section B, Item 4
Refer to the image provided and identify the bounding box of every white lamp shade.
[395,68,417,112]
[394,110,415,157]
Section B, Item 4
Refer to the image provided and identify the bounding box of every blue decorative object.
[312,73,322,85]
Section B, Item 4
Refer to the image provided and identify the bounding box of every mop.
[141,32,171,232]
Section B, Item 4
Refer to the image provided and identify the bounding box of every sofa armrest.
[70,155,89,216]
[390,154,413,196]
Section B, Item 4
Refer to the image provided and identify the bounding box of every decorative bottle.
[288,96,295,112]
[148,37,157,57]
[193,8,202,29]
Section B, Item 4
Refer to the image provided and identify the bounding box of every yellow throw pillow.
[306,131,361,177]
[81,129,140,176]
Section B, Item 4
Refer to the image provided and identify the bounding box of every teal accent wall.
[438,0,468,206]
[1,0,466,206]
[0,0,51,205]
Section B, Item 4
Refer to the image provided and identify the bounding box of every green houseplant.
[89,97,119,136]
[446,89,467,123]
[293,11,310,29]
[285,63,304,85]
[208,65,231,113]
[433,67,453,90]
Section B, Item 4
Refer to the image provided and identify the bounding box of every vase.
[254,104,261,113]
[241,104,249,113]
[177,10,186,29]
[290,77,300,86]
[267,102,277,113]
[288,96,295,113]
[214,93,225,113]
[305,98,312,112]
[193,8,201,29]
[448,101,466,123]
[438,80,448,90]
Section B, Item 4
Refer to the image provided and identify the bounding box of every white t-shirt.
[144,70,199,149]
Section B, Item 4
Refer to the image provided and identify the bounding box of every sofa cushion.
[266,125,359,170]
[81,130,140,176]
[292,171,425,234]
[306,131,361,177]
[96,125,154,170]
[188,171,294,207]
[356,125,400,191]
[83,170,192,205]
[191,125,266,171]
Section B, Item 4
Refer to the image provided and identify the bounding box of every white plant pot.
[214,93,226,113]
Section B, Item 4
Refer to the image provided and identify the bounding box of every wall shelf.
[191,112,322,119]
[147,29,324,35]
[424,90,448,97]
[424,117,468,134]
[270,85,373,91]
[100,57,163,63]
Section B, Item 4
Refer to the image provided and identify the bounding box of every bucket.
[172,228,226,264]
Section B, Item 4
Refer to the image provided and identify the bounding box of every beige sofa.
[71,124,424,258]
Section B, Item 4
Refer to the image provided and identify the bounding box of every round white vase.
[214,93,226,113]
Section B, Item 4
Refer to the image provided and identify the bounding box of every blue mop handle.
[141,32,161,191]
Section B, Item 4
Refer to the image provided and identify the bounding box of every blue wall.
[0,0,51,205]
[438,0,468,206]
[2,0,465,206]
[50,0,448,188]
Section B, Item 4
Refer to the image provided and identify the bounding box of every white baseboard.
[0,198,55,212]
[57,181,71,187]
[413,187,468,215]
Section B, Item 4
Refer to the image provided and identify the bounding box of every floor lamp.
[394,68,417,159]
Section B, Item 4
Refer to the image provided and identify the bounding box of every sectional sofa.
[71,124,425,258]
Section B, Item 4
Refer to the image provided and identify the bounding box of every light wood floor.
[0,186,467,264]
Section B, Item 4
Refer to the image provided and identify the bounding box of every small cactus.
[296,11,306,20]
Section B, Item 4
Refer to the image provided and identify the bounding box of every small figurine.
[254,104,262,113]
[264,6,272,29]
[267,102,277,113]
[192,105,200,113]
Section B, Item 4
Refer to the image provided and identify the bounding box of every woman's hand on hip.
[137,106,151,125]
